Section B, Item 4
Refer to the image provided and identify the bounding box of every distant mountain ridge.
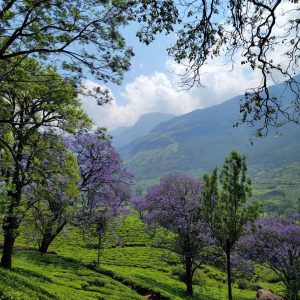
[111,112,174,149]
[119,77,300,194]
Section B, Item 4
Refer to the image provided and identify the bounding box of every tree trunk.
[226,240,232,300]
[1,143,24,269]
[97,236,101,266]
[185,258,193,296]
[0,219,16,269]
[1,189,22,268]
[39,221,66,253]
[39,232,55,254]
[288,283,298,300]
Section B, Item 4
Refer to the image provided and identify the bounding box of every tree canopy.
[0,58,90,268]
[0,0,177,83]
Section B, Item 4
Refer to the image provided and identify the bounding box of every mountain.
[111,112,174,149]
[120,79,300,211]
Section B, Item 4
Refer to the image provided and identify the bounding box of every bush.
[237,279,251,290]
[170,265,186,282]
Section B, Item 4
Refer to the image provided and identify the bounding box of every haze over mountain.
[117,77,300,210]
[111,112,174,149]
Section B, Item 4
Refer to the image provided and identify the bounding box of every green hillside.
[0,213,286,300]
[111,113,175,149]
[118,80,300,212]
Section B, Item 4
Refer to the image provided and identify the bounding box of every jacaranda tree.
[25,132,80,254]
[136,173,215,296]
[71,130,132,265]
[239,214,300,300]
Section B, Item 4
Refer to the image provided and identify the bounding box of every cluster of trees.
[134,151,300,299]
[0,0,177,270]
[0,58,133,268]
[0,0,178,269]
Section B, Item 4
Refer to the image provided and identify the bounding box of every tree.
[71,130,132,265]
[0,58,90,268]
[203,151,260,300]
[0,0,178,83]
[82,183,130,266]
[26,133,80,254]
[135,173,215,296]
[239,214,300,300]
[160,1,300,136]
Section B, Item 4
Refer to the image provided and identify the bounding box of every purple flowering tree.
[71,130,132,265]
[25,133,80,253]
[84,182,130,265]
[239,215,300,300]
[135,173,215,296]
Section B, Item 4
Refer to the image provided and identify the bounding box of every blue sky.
[81,2,297,130]
[105,25,176,104]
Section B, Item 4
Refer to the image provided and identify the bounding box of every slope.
[120,79,300,211]
[0,213,285,300]
[111,112,174,149]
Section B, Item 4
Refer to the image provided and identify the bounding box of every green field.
[0,213,286,300]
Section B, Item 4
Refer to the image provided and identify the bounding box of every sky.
[80,2,297,130]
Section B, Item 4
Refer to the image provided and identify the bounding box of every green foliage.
[0,0,177,83]
[0,57,91,267]
[0,58,91,135]
[204,151,261,251]
[203,151,261,300]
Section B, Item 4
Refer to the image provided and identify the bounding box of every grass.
[0,212,286,300]
[0,250,143,300]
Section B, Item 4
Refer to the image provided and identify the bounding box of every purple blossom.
[134,173,216,296]
[71,132,132,241]
[70,132,133,193]
[238,214,300,299]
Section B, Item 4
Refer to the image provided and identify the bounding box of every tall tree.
[239,214,300,300]
[0,58,90,268]
[0,0,178,83]
[203,151,260,300]
[135,173,215,296]
[161,1,300,136]
[71,130,132,264]
[25,133,80,254]
[82,182,130,266]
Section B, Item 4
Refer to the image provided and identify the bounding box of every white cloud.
[166,55,262,107]
[81,58,263,130]
[81,73,197,130]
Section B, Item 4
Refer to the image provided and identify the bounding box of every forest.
[0,1,299,300]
